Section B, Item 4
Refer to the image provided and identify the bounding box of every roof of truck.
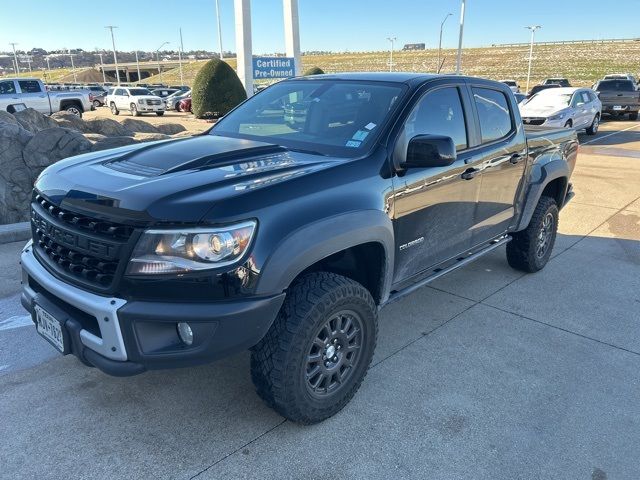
[293,72,442,83]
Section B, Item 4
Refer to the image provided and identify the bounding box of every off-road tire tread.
[507,195,558,272]
[250,272,377,424]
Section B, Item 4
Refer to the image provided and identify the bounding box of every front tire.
[156,111,164,116]
[586,114,599,135]
[629,112,639,121]
[110,102,119,115]
[130,103,140,117]
[507,195,559,273]
[251,272,378,424]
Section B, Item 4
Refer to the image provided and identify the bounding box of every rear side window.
[404,87,468,151]
[18,80,42,93]
[0,80,16,95]
[472,87,513,144]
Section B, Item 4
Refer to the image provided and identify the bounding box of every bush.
[191,59,247,118]
[303,66,325,76]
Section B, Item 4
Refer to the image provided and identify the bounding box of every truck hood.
[35,135,339,224]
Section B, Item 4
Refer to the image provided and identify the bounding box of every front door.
[17,80,50,113]
[391,84,482,283]
[469,85,527,243]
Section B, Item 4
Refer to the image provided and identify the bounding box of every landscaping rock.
[156,123,187,135]
[133,132,172,142]
[121,118,160,133]
[0,110,19,126]
[51,111,90,132]
[85,118,134,137]
[13,108,58,133]
[23,127,92,170]
[0,122,35,224]
[90,136,140,152]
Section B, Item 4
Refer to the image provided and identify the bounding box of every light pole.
[134,50,141,82]
[525,25,542,93]
[95,52,106,83]
[216,0,224,59]
[105,26,121,84]
[178,28,185,85]
[455,0,466,74]
[438,13,452,73]
[386,36,396,72]
[67,48,77,82]
[9,42,19,74]
[45,55,52,78]
[156,41,169,84]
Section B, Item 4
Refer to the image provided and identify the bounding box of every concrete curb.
[0,222,31,245]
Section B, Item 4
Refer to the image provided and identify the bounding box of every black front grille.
[31,194,135,290]
[522,117,546,126]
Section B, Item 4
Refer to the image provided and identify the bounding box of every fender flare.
[255,210,395,303]
[516,158,569,231]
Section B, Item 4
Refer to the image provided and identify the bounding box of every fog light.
[177,322,193,345]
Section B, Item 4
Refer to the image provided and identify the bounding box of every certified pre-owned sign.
[252,57,295,79]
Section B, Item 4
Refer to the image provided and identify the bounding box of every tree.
[303,66,325,76]
[191,59,247,119]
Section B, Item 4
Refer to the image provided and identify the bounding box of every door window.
[403,87,468,151]
[0,81,16,95]
[18,80,42,93]
[580,92,591,104]
[472,87,513,144]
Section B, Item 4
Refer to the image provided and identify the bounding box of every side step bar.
[382,236,511,308]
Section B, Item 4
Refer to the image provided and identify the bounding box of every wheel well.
[541,177,567,207]
[60,100,83,112]
[294,243,386,305]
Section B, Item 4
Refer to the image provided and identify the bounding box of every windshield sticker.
[345,140,362,148]
[352,130,369,141]
[364,122,377,130]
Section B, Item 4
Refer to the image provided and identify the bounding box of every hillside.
[141,40,640,88]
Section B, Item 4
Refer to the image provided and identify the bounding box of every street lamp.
[386,36,396,72]
[105,26,121,84]
[215,0,224,59]
[45,55,52,79]
[134,50,142,82]
[525,25,542,93]
[95,51,106,84]
[156,41,170,84]
[66,48,77,82]
[438,13,452,73]
[9,42,19,75]
[455,0,466,74]
[178,28,185,85]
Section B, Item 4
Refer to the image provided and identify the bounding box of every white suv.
[106,87,165,116]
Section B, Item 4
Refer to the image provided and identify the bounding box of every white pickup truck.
[0,78,93,117]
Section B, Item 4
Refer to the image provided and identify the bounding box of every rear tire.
[250,272,378,424]
[92,100,101,108]
[64,104,82,117]
[130,103,140,117]
[586,114,599,135]
[629,112,639,121]
[507,195,559,273]
[110,102,119,115]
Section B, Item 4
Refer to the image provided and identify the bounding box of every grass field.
[140,40,640,89]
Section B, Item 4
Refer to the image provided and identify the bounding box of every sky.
[1,0,639,54]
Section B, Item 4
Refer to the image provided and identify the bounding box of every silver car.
[519,87,602,135]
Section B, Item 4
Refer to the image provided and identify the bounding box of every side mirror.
[402,134,456,169]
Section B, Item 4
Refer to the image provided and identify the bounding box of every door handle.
[461,168,479,180]
[509,153,523,164]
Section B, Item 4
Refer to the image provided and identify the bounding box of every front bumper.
[21,244,285,377]
[138,103,164,112]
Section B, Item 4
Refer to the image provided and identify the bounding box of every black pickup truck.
[21,73,578,424]
[593,79,640,120]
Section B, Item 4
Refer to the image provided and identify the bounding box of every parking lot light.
[525,25,542,93]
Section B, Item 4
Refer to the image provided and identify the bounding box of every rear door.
[17,80,50,113]
[0,80,19,111]
[468,84,528,244]
[391,81,484,282]
[115,88,128,109]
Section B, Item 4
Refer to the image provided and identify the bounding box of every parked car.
[165,90,191,110]
[0,78,92,116]
[106,87,165,116]
[520,87,601,134]
[177,96,192,112]
[593,79,640,120]
[22,73,578,424]
[89,90,107,108]
[169,85,190,92]
[527,83,561,98]
[602,73,638,85]
[513,92,527,105]
[500,79,520,93]
[542,78,571,87]
[151,88,180,99]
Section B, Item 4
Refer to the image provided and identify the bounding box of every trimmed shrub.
[191,59,247,118]
[303,66,325,76]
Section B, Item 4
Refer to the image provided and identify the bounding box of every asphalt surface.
[1,119,639,479]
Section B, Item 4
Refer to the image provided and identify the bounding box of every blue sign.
[253,57,296,79]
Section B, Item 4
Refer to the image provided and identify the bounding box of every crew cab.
[21,74,578,424]
[106,87,165,116]
[0,78,92,116]
[593,79,640,120]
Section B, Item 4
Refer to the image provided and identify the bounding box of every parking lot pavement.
[0,120,639,479]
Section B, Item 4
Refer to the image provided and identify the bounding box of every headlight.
[138,99,145,104]
[548,113,566,121]
[126,220,256,275]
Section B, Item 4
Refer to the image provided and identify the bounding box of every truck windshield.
[129,88,151,96]
[211,80,406,157]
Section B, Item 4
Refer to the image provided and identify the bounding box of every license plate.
[35,305,65,353]
[613,106,624,110]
